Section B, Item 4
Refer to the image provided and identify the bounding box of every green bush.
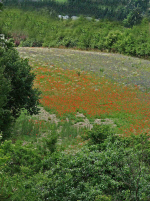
[95,195,112,201]
[31,133,150,200]
[0,0,3,11]
[20,38,42,47]
[104,30,123,52]
[0,130,58,200]
[82,124,114,146]
[0,122,150,200]
[0,58,12,136]
[0,140,42,176]
[123,8,143,28]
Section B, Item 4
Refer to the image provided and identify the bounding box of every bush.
[0,140,42,176]
[0,132,58,200]
[20,38,42,47]
[1,121,150,200]
[33,133,150,200]
[82,124,114,146]
[104,30,123,52]
[0,0,3,11]
[123,8,143,27]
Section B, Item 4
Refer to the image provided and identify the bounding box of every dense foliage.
[3,0,150,24]
[0,8,150,58]
[0,0,3,11]
[36,133,150,200]
[1,124,150,200]
[0,39,41,138]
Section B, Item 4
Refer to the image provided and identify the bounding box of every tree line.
[3,0,150,26]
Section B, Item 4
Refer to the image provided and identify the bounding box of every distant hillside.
[3,0,150,25]
[1,7,150,59]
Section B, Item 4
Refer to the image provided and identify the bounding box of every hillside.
[1,45,150,200]
[1,2,150,200]
[17,47,150,94]
[0,8,150,59]
[3,0,150,22]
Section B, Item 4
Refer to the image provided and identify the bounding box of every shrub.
[82,124,114,146]
[123,8,143,27]
[0,0,3,11]
[20,38,42,47]
[0,44,13,136]
[33,133,150,200]
[104,30,123,51]
[0,131,58,200]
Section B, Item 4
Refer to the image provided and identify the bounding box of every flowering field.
[17,47,150,137]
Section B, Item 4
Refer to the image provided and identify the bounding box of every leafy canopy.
[0,38,41,138]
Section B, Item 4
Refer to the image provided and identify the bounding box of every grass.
[11,108,85,151]
[11,109,53,142]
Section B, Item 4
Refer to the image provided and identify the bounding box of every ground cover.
[17,47,150,138]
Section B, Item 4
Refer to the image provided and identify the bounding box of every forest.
[3,0,150,24]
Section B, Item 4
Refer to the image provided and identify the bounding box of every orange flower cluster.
[33,64,150,136]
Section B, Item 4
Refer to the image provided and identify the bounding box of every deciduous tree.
[0,39,41,138]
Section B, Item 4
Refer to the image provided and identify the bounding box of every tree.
[0,39,41,139]
[123,7,143,27]
[0,58,11,137]
[0,0,3,34]
[0,0,3,11]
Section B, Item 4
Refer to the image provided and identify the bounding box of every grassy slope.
[16,47,150,93]
[1,6,150,201]
[16,47,150,139]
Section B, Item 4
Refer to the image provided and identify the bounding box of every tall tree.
[0,37,41,139]
[0,0,3,11]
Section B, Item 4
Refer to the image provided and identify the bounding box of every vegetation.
[0,36,41,139]
[1,45,150,200]
[0,0,3,11]
[0,1,150,200]
[3,0,150,24]
[1,116,150,200]
[0,8,150,58]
